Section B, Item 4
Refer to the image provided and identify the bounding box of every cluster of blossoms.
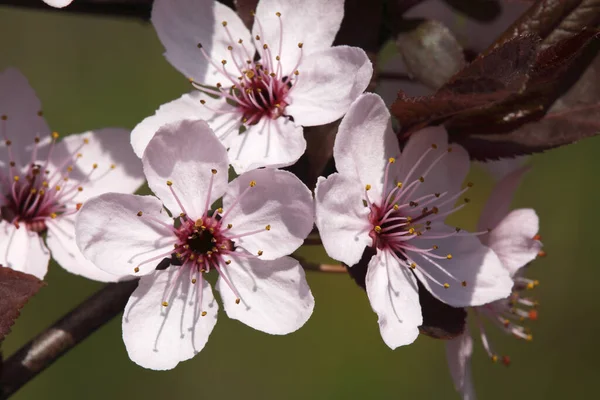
[7,0,546,397]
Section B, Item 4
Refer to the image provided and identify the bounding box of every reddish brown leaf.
[0,266,45,341]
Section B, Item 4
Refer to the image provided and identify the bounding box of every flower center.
[0,114,103,232]
[133,171,272,315]
[193,12,302,135]
[363,150,478,289]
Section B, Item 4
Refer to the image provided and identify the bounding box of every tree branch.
[0,280,138,399]
[0,257,344,397]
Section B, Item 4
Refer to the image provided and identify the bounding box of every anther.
[446,254,453,259]
[50,213,57,219]
[227,45,233,50]
[191,278,197,284]
[83,138,90,144]
[255,35,261,40]
[389,157,396,164]
[447,147,453,152]
[221,60,227,65]
[431,144,437,149]
[222,21,227,27]
[235,298,241,304]
[374,226,382,233]
[419,176,425,182]
[137,211,143,217]
[162,301,169,307]
[491,355,499,363]
[263,44,268,49]
[533,234,542,241]
[134,267,140,273]
[227,223,233,229]
[92,163,98,169]
[200,100,206,105]
[1,115,6,120]
[249,180,257,187]
[197,43,203,48]
[538,250,546,257]
[34,137,41,143]
[365,184,371,191]
[410,263,416,269]
[467,182,474,187]
[52,132,59,139]
[13,176,19,182]
[461,281,467,287]
[294,70,299,75]
[276,11,281,16]
[166,180,173,186]
[396,182,403,188]
[443,283,450,289]
[5,140,12,146]
[298,42,303,48]
[265,225,271,231]
[201,311,207,316]
[76,203,83,210]
[257,250,263,256]
[225,260,232,265]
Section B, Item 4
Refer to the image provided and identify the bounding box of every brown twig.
[0,256,344,397]
[0,280,138,399]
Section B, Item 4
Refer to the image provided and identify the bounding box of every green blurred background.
[1,6,599,400]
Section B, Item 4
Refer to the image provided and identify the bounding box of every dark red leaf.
[0,266,45,341]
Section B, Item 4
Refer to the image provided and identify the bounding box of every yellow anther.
[419,176,425,183]
[210,168,217,175]
[527,282,535,290]
[50,213,57,219]
[200,99,206,105]
[443,283,450,289]
[257,250,263,256]
[191,278,197,284]
[227,223,233,229]
[374,226,382,233]
[162,301,169,307]
[408,228,415,234]
[137,211,143,217]
[222,21,228,26]
[298,42,303,48]
[433,245,438,250]
[227,45,233,50]
[92,163,98,169]
[13,176,19,182]
[134,267,140,273]
[388,157,396,164]
[249,180,257,187]
[235,298,241,304]
[294,70,299,75]
[77,153,82,158]
[276,11,281,16]
[110,164,116,169]
[225,260,232,265]
[393,204,399,211]
[432,207,439,214]
[410,263,416,269]
[447,147,453,153]
[255,35,261,40]
[462,281,467,287]
[216,207,223,214]
[491,355,499,363]
[221,60,227,65]
[52,132,59,139]
[39,189,45,196]
[446,254,453,259]
[396,182,403,188]
[238,39,243,44]
[526,334,533,341]
[67,166,73,172]
[166,180,173,186]
[77,186,83,192]
[406,216,412,222]
[30,188,37,194]
[276,55,281,61]
[246,70,255,79]
[365,184,371,191]
[83,138,90,144]
[265,225,271,231]
[76,203,83,210]
[263,44,268,49]
[55,185,61,191]
[201,311,207,316]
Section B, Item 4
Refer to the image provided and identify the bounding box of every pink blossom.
[446,166,543,400]
[131,0,373,173]
[42,0,73,8]
[76,119,315,369]
[0,68,144,280]
[315,93,513,348]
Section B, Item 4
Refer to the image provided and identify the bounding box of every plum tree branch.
[0,256,343,398]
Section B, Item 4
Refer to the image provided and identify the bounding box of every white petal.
[223,169,313,260]
[410,234,513,307]
[46,215,133,282]
[0,68,51,167]
[217,255,313,334]
[314,173,371,267]
[48,128,144,203]
[42,0,73,7]
[123,267,218,370]
[227,116,305,174]
[0,221,50,279]
[332,93,399,200]
[130,92,239,159]
[152,0,253,85]
[477,165,530,233]
[75,193,175,278]
[365,250,422,349]
[398,126,469,203]
[488,209,542,277]
[287,46,373,127]
[143,119,229,218]
[252,0,344,75]
[446,331,477,400]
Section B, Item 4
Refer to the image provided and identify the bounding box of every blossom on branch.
[42,0,73,8]
[315,93,513,348]
[0,68,144,280]
[76,119,315,370]
[446,165,543,400]
[131,0,373,173]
